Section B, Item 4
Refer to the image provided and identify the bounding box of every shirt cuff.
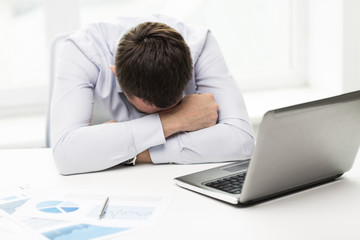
[150,135,182,164]
[129,114,166,153]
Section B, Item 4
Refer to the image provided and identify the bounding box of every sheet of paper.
[0,185,32,214]
[0,209,47,240]
[0,186,135,240]
[14,191,173,228]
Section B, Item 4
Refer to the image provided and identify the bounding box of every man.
[51,14,254,175]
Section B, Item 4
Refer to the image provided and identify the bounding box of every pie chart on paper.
[36,200,79,214]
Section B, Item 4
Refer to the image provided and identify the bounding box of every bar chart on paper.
[88,205,155,220]
[36,201,79,214]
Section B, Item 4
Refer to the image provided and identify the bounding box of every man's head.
[114,22,193,113]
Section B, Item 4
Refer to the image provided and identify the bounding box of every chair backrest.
[46,35,68,148]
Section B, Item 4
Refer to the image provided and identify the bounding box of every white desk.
[1,148,360,240]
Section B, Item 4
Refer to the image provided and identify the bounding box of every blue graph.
[42,224,129,240]
[36,201,79,214]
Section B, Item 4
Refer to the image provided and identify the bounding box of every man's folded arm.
[150,119,254,164]
[51,41,166,175]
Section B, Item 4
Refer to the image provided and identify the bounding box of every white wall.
[343,0,360,92]
[308,0,360,93]
[244,0,360,127]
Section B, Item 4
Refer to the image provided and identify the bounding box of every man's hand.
[159,93,219,138]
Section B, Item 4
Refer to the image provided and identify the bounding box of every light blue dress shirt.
[51,14,255,175]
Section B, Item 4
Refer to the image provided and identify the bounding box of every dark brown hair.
[115,22,193,108]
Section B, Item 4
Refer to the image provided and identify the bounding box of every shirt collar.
[111,37,123,93]
[115,78,122,92]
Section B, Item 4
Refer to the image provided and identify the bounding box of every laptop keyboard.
[203,172,247,194]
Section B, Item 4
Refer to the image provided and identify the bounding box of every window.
[0,0,47,115]
[0,0,46,90]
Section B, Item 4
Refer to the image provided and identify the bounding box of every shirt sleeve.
[150,32,255,164]
[51,41,165,175]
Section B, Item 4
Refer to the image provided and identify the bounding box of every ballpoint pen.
[98,197,109,220]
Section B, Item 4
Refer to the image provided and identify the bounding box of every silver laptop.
[174,90,360,205]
